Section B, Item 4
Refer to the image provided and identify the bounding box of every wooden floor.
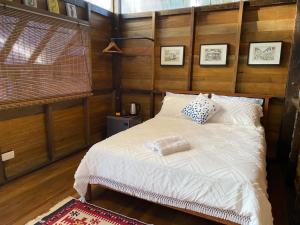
[0,151,290,225]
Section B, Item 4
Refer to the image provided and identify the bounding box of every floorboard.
[0,151,290,225]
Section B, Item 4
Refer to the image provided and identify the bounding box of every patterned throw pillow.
[181,94,218,124]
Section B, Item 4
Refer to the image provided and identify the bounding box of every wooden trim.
[83,98,90,146]
[263,97,270,128]
[112,0,121,112]
[157,8,191,16]
[111,37,154,41]
[121,88,152,95]
[50,99,83,111]
[86,2,91,21]
[121,12,152,19]
[0,93,92,111]
[0,105,43,121]
[89,183,239,225]
[151,14,156,86]
[150,11,157,118]
[157,89,281,98]
[196,2,240,12]
[249,0,296,7]
[45,105,54,161]
[232,0,244,93]
[93,88,114,96]
[187,7,196,91]
[86,183,92,201]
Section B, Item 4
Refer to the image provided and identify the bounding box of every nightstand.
[106,115,143,138]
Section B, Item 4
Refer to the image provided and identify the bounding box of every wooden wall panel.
[119,2,297,159]
[192,9,239,92]
[90,12,113,90]
[155,14,191,90]
[0,114,48,178]
[237,4,296,96]
[120,18,153,90]
[121,56,153,90]
[90,94,113,144]
[52,105,86,159]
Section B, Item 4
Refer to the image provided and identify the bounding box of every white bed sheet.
[74,116,273,225]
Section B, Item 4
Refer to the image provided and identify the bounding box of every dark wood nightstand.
[106,115,143,138]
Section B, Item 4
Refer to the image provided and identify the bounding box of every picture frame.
[199,44,228,66]
[47,0,60,14]
[160,46,185,66]
[66,3,77,19]
[248,41,283,65]
[23,0,37,8]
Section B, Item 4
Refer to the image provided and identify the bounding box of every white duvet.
[74,116,273,225]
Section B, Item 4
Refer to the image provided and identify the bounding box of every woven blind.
[0,6,91,110]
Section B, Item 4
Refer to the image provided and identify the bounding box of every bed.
[74,91,273,225]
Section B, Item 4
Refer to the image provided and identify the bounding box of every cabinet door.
[107,118,129,137]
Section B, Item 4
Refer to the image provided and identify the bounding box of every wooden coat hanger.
[103,41,123,54]
[103,37,154,54]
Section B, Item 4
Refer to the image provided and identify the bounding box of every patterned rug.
[26,197,151,225]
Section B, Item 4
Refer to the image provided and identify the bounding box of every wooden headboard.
[160,90,276,128]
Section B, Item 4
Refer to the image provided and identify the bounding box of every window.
[121,0,241,14]
[0,6,91,109]
[6,21,50,64]
[84,0,113,12]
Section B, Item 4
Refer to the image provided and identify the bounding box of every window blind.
[0,5,91,110]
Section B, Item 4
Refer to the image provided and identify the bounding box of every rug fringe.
[25,196,75,225]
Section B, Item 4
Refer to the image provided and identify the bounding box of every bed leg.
[86,183,92,202]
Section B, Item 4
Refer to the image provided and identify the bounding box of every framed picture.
[160,46,185,66]
[47,0,60,14]
[248,41,283,65]
[66,3,77,19]
[200,44,228,66]
[23,0,37,8]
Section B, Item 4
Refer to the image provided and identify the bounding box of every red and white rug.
[26,197,151,225]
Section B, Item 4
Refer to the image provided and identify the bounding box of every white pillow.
[212,94,264,106]
[157,93,208,119]
[181,94,218,124]
[208,98,263,127]
[157,95,194,119]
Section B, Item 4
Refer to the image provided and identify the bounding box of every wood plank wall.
[0,1,113,183]
[119,1,297,158]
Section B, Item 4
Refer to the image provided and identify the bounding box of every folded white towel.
[145,136,190,156]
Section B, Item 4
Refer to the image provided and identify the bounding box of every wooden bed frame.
[85,90,276,225]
